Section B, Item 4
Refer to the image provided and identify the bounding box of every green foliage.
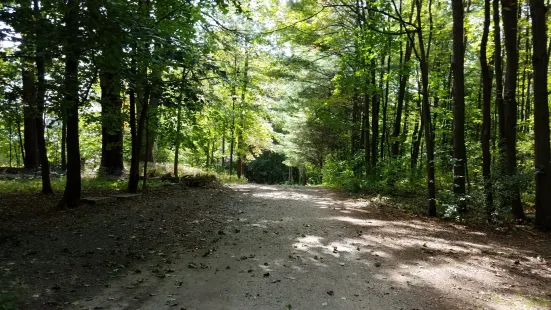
[245,151,288,184]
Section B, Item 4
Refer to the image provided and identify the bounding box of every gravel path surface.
[70,184,551,310]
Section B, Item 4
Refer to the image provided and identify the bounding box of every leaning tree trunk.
[501,0,524,219]
[452,0,467,212]
[59,0,81,208]
[530,0,551,229]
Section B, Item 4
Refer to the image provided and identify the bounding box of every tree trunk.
[351,89,360,156]
[22,67,39,170]
[142,110,150,189]
[128,47,140,193]
[173,70,186,178]
[392,44,412,157]
[501,0,524,219]
[452,0,467,212]
[408,0,437,216]
[493,0,506,165]
[371,59,379,169]
[99,68,124,175]
[381,50,391,160]
[229,56,237,177]
[128,78,139,192]
[15,105,25,165]
[363,80,370,175]
[59,0,81,207]
[530,0,551,229]
[480,0,495,220]
[61,117,67,171]
[411,82,423,171]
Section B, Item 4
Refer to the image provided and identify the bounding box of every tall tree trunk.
[22,67,39,170]
[142,109,150,189]
[405,0,437,216]
[391,42,413,158]
[391,1,415,157]
[15,104,25,165]
[381,50,391,160]
[351,89,360,156]
[141,69,161,163]
[371,59,379,169]
[411,81,423,171]
[501,0,524,219]
[173,69,186,178]
[173,103,181,178]
[61,117,67,171]
[59,0,81,207]
[128,77,139,192]
[452,0,467,212]
[128,47,141,193]
[519,23,530,129]
[99,67,124,175]
[237,48,249,180]
[530,0,551,229]
[88,0,125,175]
[229,56,237,177]
[493,0,506,166]
[363,79,370,175]
[221,124,225,168]
[480,0,495,220]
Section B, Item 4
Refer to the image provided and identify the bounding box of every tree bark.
[363,77,370,175]
[99,67,124,175]
[22,67,39,170]
[452,0,467,212]
[173,69,186,178]
[501,0,524,219]
[493,0,506,166]
[480,0,495,220]
[530,0,551,229]
[371,59,379,169]
[381,49,391,160]
[59,0,81,207]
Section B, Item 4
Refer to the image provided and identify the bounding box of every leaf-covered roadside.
[0,185,235,310]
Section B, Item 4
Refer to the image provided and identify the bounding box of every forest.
[1,0,551,308]
[1,0,550,226]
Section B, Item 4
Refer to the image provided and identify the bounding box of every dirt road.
[67,184,551,310]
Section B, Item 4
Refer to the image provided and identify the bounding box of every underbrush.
[320,154,536,225]
[0,163,245,194]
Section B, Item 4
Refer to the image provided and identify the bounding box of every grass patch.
[0,176,165,194]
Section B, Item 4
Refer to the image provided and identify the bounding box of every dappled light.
[1,0,550,306]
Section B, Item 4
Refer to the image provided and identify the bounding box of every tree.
[530,0,550,229]
[32,0,53,194]
[480,0,495,220]
[452,0,466,212]
[58,0,82,208]
[501,0,523,219]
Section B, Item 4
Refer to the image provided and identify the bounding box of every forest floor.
[1,184,551,310]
